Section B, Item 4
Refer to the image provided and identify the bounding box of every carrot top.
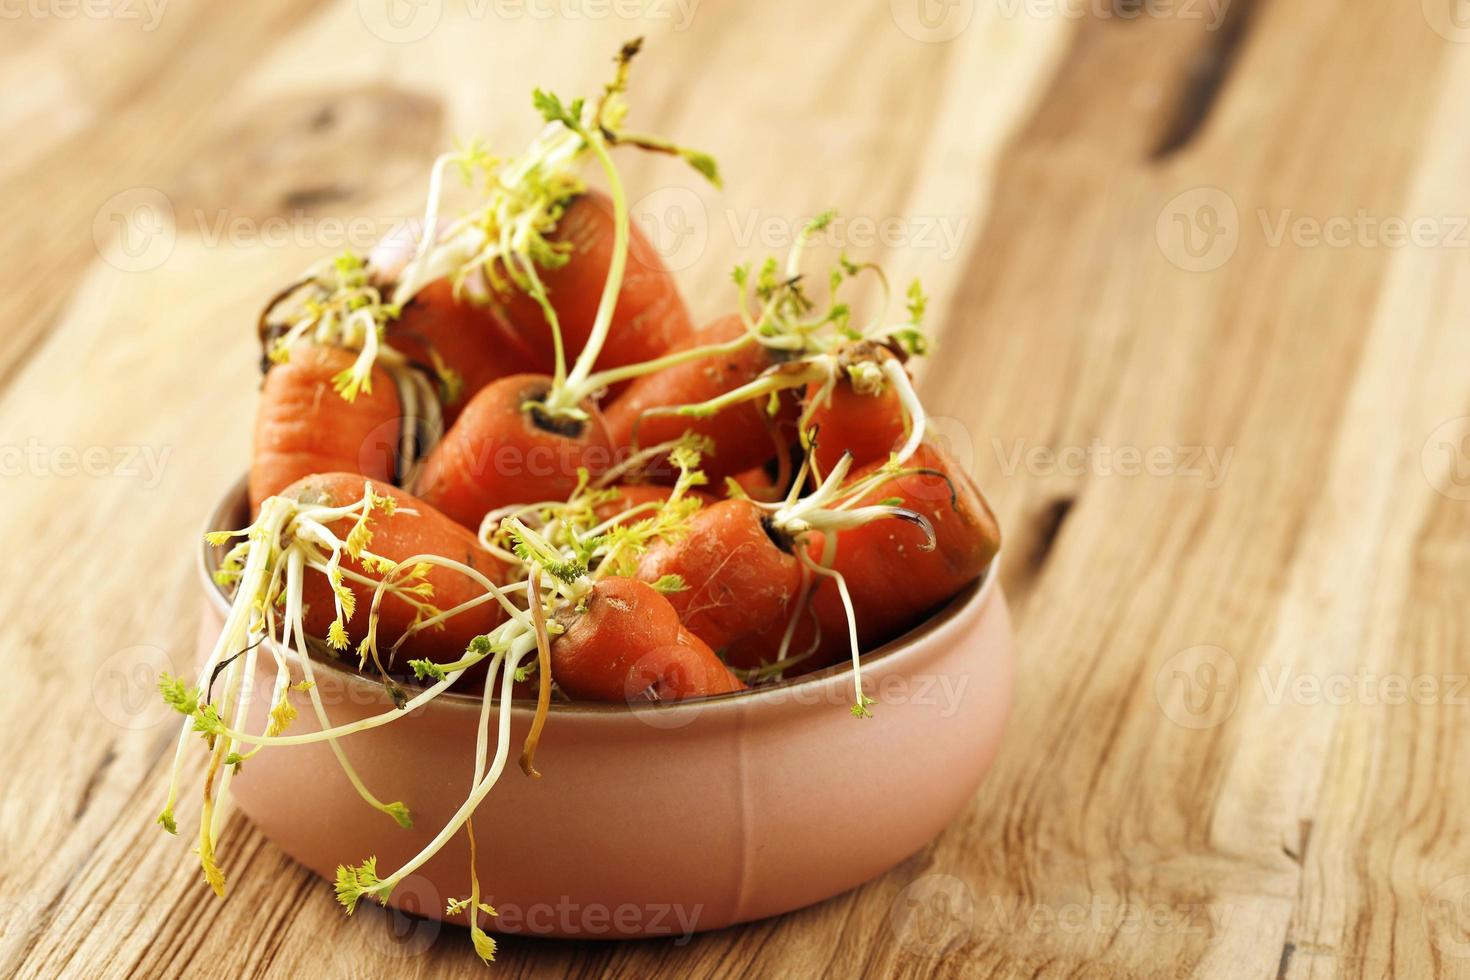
[393,38,720,420]
[254,37,721,485]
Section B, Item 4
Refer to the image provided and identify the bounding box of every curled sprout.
[713,451,940,713]
[161,484,436,894]
[391,38,720,417]
[258,253,447,481]
[627,212,933,468]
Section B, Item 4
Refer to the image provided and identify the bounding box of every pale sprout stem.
[286,550,409,825]
[464,633,520,950]
[161,502,289,826]
[883,358,926,467]
[798,540,870,716]
[640,362,820,428]
[513,249,567,392]
[394,151,460,307]
[584,502,662,538]
[364,636,530,900]
[775,565,815,666]
[592,435,702,488]
[209,623,516,749]
[776,453,855,528]
[209,644,258,847]
[556,130,630,408]
[387,582,532,661]
[578,331,752,396]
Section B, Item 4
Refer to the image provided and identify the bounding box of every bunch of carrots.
[158,40,1000,964]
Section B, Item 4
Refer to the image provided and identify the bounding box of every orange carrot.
[387,278,541,422]
[724,443,998,673]
[604,314,798,481]
[250,345,401,513]
[729,462,785,502]
[806,343,911,475]
[803,443,999,665]
[490,190,693,382]
[636,498,803,651]
[550,577,744,701]
[281,473,507,661]
[414,373,614,531]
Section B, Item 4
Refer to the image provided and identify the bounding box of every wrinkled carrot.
[550,577,745,701]
[604,314,798,481]
[387,278,542,421]
[250,345,401,513]
[414,373,614,531]
[636,498,802,651]
[723,443,998,673]
[492,190,693,382]
[281,473,507,660]
[806,343,911,475]
[803,443,999,665]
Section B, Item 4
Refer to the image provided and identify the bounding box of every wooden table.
[5,1,1470,976]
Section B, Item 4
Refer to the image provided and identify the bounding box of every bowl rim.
[199,475,1001,717]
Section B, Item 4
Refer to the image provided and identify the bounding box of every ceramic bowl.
[198,478,1013,939]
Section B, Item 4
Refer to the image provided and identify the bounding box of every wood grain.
[3,1,1469,977]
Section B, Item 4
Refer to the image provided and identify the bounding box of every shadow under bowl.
[198,477,1014,938]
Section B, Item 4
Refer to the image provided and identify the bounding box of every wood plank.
[3,0,1468,976]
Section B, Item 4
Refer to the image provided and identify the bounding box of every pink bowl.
[198,479,1012,939]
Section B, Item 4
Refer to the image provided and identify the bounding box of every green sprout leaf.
[192,704,224,737]
[265,696,298,738]
[409,659,449,682]
[471,927,498,964]
[906,278,928,324]
[651,574,689,595]
[158,674,199,715]
[532,89,584,129]
[335,857,385,914]
[680,148,721,188]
